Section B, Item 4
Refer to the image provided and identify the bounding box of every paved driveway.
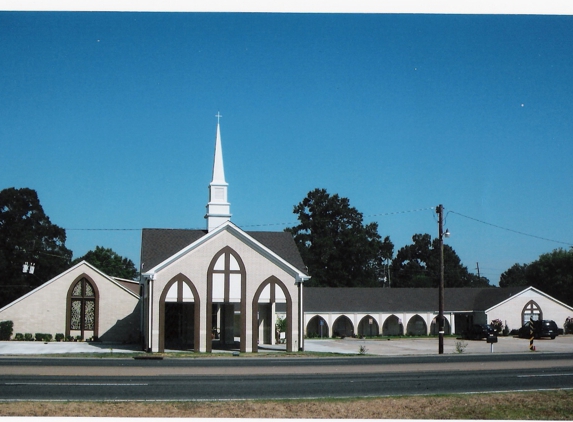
[0,335,571,356]
[304,335,573,355]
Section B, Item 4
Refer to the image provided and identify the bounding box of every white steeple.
[205,112,231,232]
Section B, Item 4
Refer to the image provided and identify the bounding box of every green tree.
[286,188,393,287]
[527,249,573,306]
[73,246,138,280]
[499,263,528,288]
[0,187,73,307]
[391,233,491,288]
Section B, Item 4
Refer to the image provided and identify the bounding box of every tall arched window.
[68,277,98,339]
[522,300,542,325]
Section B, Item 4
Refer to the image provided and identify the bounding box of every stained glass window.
[70,300,82,330]
[84,301,95,330]
[69,278,96,334]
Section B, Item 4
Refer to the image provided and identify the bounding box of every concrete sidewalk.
[0,335,571,356]
[0,341,142,355]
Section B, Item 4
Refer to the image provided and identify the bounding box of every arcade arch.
[406,314,427,336]
[357,315,379,337]
[333,315,354,338]
[382,315,403,336]
[306,315,329,338]
[430,316,451,335]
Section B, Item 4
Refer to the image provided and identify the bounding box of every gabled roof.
[111,277,140,295]
[485,286,573,313]
[302,286,527,313]
[141,224,308,275]
[0,260,139,312]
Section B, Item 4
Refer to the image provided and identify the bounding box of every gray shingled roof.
[140,228,307,273]
[302,286,526,313]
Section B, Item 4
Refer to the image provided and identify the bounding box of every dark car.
[465,324,496,340]
[518,320,559,339]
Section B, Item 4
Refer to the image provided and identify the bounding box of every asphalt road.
[1,353,573,401]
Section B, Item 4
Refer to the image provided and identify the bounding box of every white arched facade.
[142,223,308,353]
[293,311,455,338]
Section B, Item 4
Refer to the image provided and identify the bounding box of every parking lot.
[303,335,573,355]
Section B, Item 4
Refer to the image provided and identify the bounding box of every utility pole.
[476,262,481,278]
[436,204,445,355]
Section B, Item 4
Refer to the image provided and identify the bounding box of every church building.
[139,117,310,353]
[2,116,572,353]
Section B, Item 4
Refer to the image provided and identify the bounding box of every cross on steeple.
[216,112,222,124]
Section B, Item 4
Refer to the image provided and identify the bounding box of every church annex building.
[1,118,572,352]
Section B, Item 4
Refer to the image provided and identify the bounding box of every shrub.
[35,333,52,342]
[275,316,287,333]
[65,335,74,342]
[455,340,468,353]
[564,317,573,334]
[24,333,33,341]
[55,333,65,342]
[490,319,503,334]
[0,321,14,340]
[14,333,24,341]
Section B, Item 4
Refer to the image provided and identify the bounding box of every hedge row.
[13,333,83,342]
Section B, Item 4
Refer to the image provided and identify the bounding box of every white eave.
[142,221,309,282]
[485,286,573,314]
[0,260,139,312]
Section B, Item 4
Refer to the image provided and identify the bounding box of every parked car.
[465,324,496,340]
[518,320,559,339]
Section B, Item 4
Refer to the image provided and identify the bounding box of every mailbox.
[487,335,498,344]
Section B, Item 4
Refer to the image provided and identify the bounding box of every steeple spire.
[205,113,231,232]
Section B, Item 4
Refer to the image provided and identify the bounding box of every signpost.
[529,317,535,351]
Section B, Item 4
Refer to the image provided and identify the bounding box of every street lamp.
[436,204,449,354]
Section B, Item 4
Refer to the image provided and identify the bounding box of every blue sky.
[1,11,572,284]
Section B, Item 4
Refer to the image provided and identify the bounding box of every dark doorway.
[164,302,194,350]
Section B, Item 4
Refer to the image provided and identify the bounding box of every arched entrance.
[251,276,292,352]
[406,315,427,336]
[382,315,403,336]
[207,247,246,352]
[333,315,354,338]
[358,315,379,337]
[306,315,329,338]
[159,275,200,352]
[430,316,451,335]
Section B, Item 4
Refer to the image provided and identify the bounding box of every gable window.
[522,300,542,325]
[69,277,97,337]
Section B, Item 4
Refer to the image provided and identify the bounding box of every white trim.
[0,260,139,313]
[143,221,308,280]
[485,286,573,314]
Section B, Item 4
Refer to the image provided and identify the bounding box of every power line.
[366,207,435,218]
[66,228,141,231]
[63,207,572,248]
[241,207,435,228]
[450,210,573,246]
